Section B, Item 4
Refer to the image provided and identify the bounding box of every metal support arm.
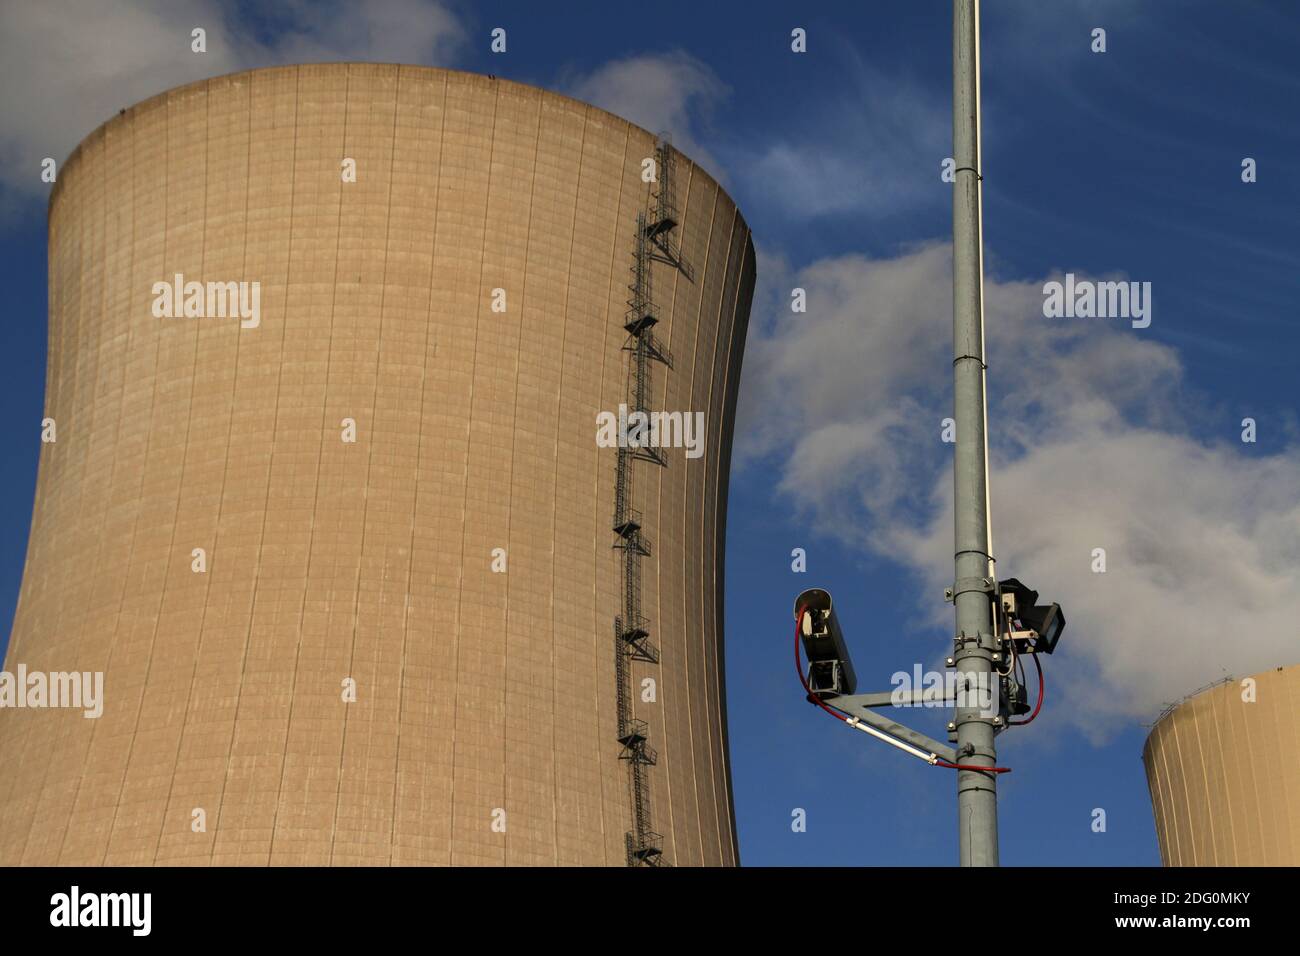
[825,693,959,764]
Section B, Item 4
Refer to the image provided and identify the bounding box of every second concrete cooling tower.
[0,64,754,866]
[1143,663,1300,865]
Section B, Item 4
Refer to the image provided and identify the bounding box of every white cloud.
[739,244,1300,732]
[562,50,728,179]
[0,0,464,216]
[739,58,949,221]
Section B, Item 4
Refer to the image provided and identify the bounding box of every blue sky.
[2,0,1298,866]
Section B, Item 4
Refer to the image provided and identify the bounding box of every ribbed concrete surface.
[1143,663,1300,865]
[0,63,753,866]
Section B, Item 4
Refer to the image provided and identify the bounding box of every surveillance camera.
[793,588,857,697]
[1002,674,1032,716]
[998,577,1065,654]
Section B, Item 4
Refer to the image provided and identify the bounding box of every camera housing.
[998,577,1065,655]
[794,588,857,698]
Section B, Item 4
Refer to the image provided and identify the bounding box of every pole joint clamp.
[953,630,998,654]
[945,576,995,603]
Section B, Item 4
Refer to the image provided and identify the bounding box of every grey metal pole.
[951,0,1000,867]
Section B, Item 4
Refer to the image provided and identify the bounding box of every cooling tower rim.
[1141,660,1300,755]
[48,62,734,214]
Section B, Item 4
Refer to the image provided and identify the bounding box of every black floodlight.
[793,588,857,697]
[998,577,1065,655]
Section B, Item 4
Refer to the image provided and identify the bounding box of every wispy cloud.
[560,50,729,179]
[737,46,949,221]
[738,243,1300,734]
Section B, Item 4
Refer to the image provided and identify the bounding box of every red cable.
[794,604,1009,773]
[932,758,1010,773]
[1007,649,1045,726]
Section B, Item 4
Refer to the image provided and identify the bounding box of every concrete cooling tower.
[1143,663,1300,866]
[0,64,755,866]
